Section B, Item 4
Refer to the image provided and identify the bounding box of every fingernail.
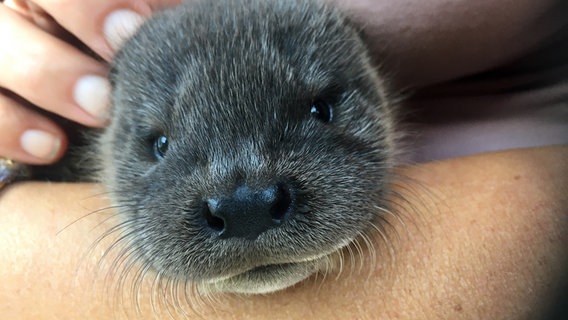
[104,9,145,51]
[20,130,61,161]
[74,75,111,122]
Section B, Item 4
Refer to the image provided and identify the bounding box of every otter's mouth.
[199,243,353,294]
[203,259,325,294]
[244,262,297,275]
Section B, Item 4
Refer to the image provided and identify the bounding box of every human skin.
[0,146,566,319]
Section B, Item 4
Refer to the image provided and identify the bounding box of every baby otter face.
[98,0,396,294]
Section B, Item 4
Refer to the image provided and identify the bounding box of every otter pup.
[94,0,397,294]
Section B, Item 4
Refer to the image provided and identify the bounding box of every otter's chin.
[202,260,325,294]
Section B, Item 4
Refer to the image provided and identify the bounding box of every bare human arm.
[1,146,566,319]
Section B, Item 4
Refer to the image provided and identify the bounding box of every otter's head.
[99,0,396,294]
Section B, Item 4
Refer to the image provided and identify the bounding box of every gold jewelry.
[0,158,30,190]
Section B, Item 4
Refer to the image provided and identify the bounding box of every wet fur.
[89,0,398,294]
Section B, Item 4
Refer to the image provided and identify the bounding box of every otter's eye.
[310,99,333,123]
[154,135,169,159]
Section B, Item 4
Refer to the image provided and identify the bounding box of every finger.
[0,6,111,127]
[30,0,153,60]
[0,94,66,164]
[29,0,183,60]
[5,0,62,36]
[5,1,99,55]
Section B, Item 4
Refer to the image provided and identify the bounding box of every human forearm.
[0,146,566,319]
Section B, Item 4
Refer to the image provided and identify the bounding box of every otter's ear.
[341,15,373,55]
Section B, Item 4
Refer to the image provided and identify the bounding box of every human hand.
[0,0,180,165]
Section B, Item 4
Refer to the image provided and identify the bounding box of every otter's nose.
[203,183,293,240]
